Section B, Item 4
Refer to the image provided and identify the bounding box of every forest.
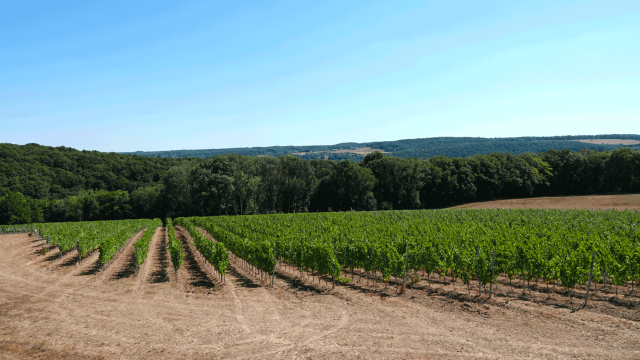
[122,134,640,160]
[1,142,639,224]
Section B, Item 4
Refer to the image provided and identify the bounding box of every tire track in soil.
[142,227,171,284]
[223,268,252,333]
[4,232,640,359]
[194,227,474,359]
[100,232,144,282]
[194,227,265,334]
[196,227,331,341]
[267,264,352,354]
[1,233,357,359]
[195,226,640,356]
[237,291,349,359]
[174,226,217,292]
[262,262,464,359]
[1,234,94,309]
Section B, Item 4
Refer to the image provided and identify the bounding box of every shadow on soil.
[196,228,638,320]
[55,253,82,269]
[149,231,170,284]
[177,231,216,290]
[77,259,103,276]
[274,273,323,294]
[43,250,63,262]
[110,249,137,280]
[226,266,261,289]
[273,265,338,295]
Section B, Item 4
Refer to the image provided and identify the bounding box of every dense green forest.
[1,141,639,225]
[122,134,640,160]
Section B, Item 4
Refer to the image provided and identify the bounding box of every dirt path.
[1,232,640,359]
[135,227,161,286]
[138,227,173,285]
[174,226,219,292]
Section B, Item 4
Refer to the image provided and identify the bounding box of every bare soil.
[1,229,639,359]
[452,194,640,211]
[572,139,640,145]
[292,147,386,156]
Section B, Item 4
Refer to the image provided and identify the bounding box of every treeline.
[1,142,639,224]
[123,134,640,160]
[0,143,195,199]
[388,139,639,159]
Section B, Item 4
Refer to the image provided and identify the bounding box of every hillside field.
[452,194,640,211]
[1,205,640,359]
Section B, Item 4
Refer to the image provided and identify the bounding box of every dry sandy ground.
[572,139,640,145]
[1,226,639,359]
[452,194,640,211]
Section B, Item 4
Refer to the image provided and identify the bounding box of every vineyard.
[4,209,640,299]
[181,209,640,298]
[174,218,229,280]
[23,219,162,267]
[1,209,640,358]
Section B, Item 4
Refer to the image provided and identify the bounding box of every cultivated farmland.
[1,208,639,359]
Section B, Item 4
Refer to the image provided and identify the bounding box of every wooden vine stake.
[489,249,495,299]
[271,248,276,286]
[134,250,139,276]
[332,250,337,290]
[476,248,482,296]
[584,251,597,308]
[400,251,409,294]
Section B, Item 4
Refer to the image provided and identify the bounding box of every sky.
[1,0,639,152]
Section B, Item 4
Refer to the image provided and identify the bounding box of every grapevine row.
[33,219,161,265]
[185,209,640,293]
[166,218,183,278]
[174,217,229,276]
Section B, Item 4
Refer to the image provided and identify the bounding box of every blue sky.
[1,0,639,152]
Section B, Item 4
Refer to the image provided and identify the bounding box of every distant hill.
[122,134,640,160]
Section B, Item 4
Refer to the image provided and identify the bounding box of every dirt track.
[452,194,640,211]
[1,229,640,359]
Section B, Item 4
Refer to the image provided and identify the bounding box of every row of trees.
[0,188,142,224]
[1,147,639,224]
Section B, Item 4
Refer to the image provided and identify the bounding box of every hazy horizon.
[4,133,640,154]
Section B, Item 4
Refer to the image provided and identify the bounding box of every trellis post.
[584,251,597,308]
[476,248,482,296]
[489,249,495,299]
[272,248,276,286]
[401,250,409,294]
